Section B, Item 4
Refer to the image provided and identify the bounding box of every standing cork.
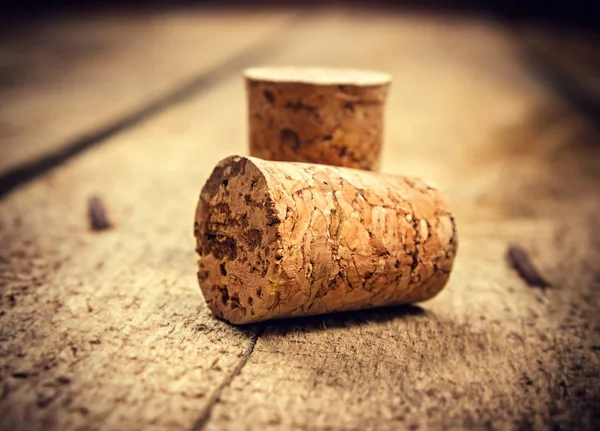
[245,67,391,171]
[194,156,457,324]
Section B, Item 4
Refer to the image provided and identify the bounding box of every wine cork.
[194,156,457,324]
[245,66,391,171]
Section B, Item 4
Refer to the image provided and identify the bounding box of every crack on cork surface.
[195,156,457,324]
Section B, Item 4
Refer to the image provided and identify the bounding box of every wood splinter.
[507,244,550,288]
[245,66,391,171]
[87,195,112,231]
[194,156,458,324]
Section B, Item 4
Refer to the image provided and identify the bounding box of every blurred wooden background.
[0,2,599,430]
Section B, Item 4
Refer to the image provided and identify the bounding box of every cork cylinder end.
[194,156,282,324]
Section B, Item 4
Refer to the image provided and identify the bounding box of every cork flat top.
[244,66,392,86]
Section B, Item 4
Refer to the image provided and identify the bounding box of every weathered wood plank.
[0,7,297,178]
[205,11,600,430]
[1,9,599,431]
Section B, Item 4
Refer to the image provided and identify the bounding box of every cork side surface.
[195,156,457,324]
[246,67,390,170]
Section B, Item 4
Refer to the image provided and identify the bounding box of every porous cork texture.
[194,156,458,324]
[245,66,391,171]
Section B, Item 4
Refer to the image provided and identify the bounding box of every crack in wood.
[191,324,265,431]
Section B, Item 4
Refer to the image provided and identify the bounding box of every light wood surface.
[1,7,599,431]
[0,7,298,178]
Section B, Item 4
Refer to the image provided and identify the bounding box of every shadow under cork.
[242,304,429,336]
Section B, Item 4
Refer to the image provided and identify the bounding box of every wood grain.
[1,8,599,431]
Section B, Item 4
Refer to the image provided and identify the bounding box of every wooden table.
[1,6,599,430]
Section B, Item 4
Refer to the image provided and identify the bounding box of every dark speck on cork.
[246,228,263,251]
[449,216,458,247]
[264,195,282,227]
[267,218,281,228]
[230,296,245,312]
[263,89,275,104]
[230,157,248,177]
[197,269,209,282]
[203,166,226,196]
[410,249,419,271]
[280,129,300,150]
[211,202,231,221]
[220,286,230,304]
[203,158,247,197]
[202,233,237,260]
[239,213,249,228]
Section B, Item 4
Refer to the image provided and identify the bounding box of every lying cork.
[194,156,457,324]
[245,66,391,171]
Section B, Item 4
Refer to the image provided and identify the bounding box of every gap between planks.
[0,10,309,200]
[191,323,265,431]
